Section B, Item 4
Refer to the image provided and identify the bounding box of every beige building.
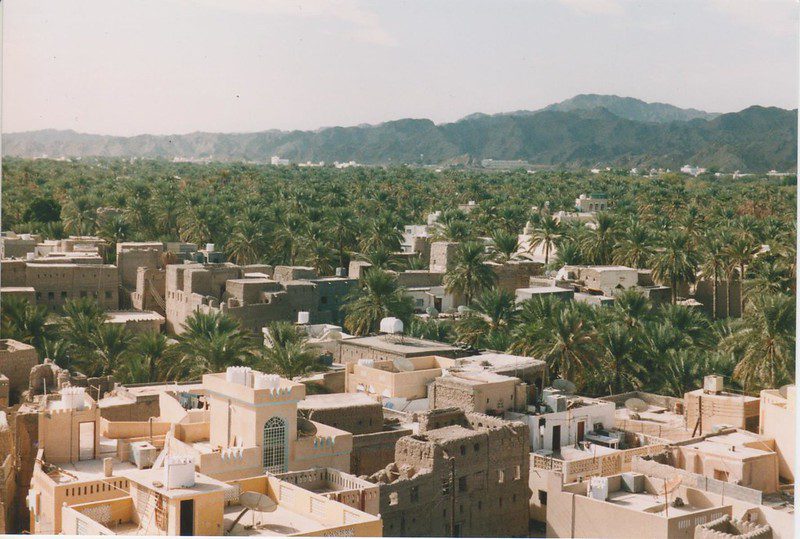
[759,386,795,483]
[333,334,466,366]
[298,393,413,477]
[602,391,695,441]
[575,193,609,213]
[165,262,356,334]
[0,232,42,259]
[545,471,733,538]
[685,376,760,435]
[430,371,529,414]
[672,430,780,494]
[27,368,360,535]
[346,355,451,401]
[104,310,165,334]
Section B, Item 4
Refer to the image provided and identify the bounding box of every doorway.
[552,425,561,453]
[577,421,585,443]
[79,421,95,461]
[179,499,194,536]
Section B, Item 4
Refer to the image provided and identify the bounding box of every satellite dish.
[228,491,278,532]
[552,379,576,395]
[297,417,318,437]
[779,384,793,399]
[393,357,415,372]
[625,398,649,414]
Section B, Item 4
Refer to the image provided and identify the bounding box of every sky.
[3,0,798,136]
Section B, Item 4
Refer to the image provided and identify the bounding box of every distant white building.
[680,164,707,176]
[271,155,290,165]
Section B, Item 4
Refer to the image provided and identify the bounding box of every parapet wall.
[632,456,763,505]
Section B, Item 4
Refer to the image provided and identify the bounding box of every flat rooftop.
[601,489,711,518]
[223,502,326,536]
[121,468,234,500]
[458,352,546,371]
[343,335,461,354]
[424,425,481,443]
[447,371,518,385]
[299,392,379,410]
[686,389,759,402]
[105,311,165,323]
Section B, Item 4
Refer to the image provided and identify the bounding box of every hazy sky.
[3,0,798,136]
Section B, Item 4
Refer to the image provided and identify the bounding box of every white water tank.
[704,375,724,394]
[357,359,375,368]
[589,476,609,501]
[380,317,403,334]
[297,311,310,324]
[226,366,251,385]
[26,252,36,261]
[164,456,195,489]
[59,387,86,411]
[206,243,215,252]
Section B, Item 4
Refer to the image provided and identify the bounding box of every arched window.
[263,416,288,473]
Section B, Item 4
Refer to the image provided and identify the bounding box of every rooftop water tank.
[297,311,310,324]
[206,243,215,252]
[380,317,404,334]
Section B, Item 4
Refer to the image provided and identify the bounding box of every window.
[415,299,424,308]
[514,465,521,480]
[36,292,41,300]
[458,476,467,492]
[538,490,547,505]
[48,292,54,300]
[410,486,419,503]
[477,501,482,511]
[80,291,87,298]
[499,497,503,508]
[498,470,505,484]
[321,296,328,304]
[460,445,466,456]
[61,291,68,299]
[714,469,729,481]
[105,291,112,299]
[473,443,480,453]
[262,416,288,473]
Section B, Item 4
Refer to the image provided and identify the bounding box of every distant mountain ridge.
[3,95,796,172]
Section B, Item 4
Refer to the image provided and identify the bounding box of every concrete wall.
[685,391,760,435]
[759,389,795,483]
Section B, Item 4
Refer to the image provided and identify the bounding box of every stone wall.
[352,428,413,477]
[694,514,772,539]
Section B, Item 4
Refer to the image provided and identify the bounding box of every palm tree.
[343,270,415,336]
[326,208,358,268]
[700,235,727,319]
[655,349,710,397]
[721,293,795,392]
[748,259,793,297]
[59,298,106,362]
[227,219,265,265]
[407,317,454,342]
[600,323,642,394]
[554,240,582,266]
[725,234,760,315]
[444,242,497,306]
[87,323,133,377]
[454,288,517,348]
[612,222,654,269]
[581,213,615,265]
[0,297,55,356]
[171,311,257,379]
[115,332,173,383]
[490,230,520,263]
[355,247,400,271]
[261,321,321,378]
[434,220,472,242]
[61,195,97,235]
[529,215,561,265]
[611,289,653,330]
[651,230,700,303]
[510,301,598,387]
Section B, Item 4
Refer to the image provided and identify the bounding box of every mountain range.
[3,94,796,172]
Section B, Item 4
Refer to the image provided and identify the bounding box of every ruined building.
[366,409,531,537]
